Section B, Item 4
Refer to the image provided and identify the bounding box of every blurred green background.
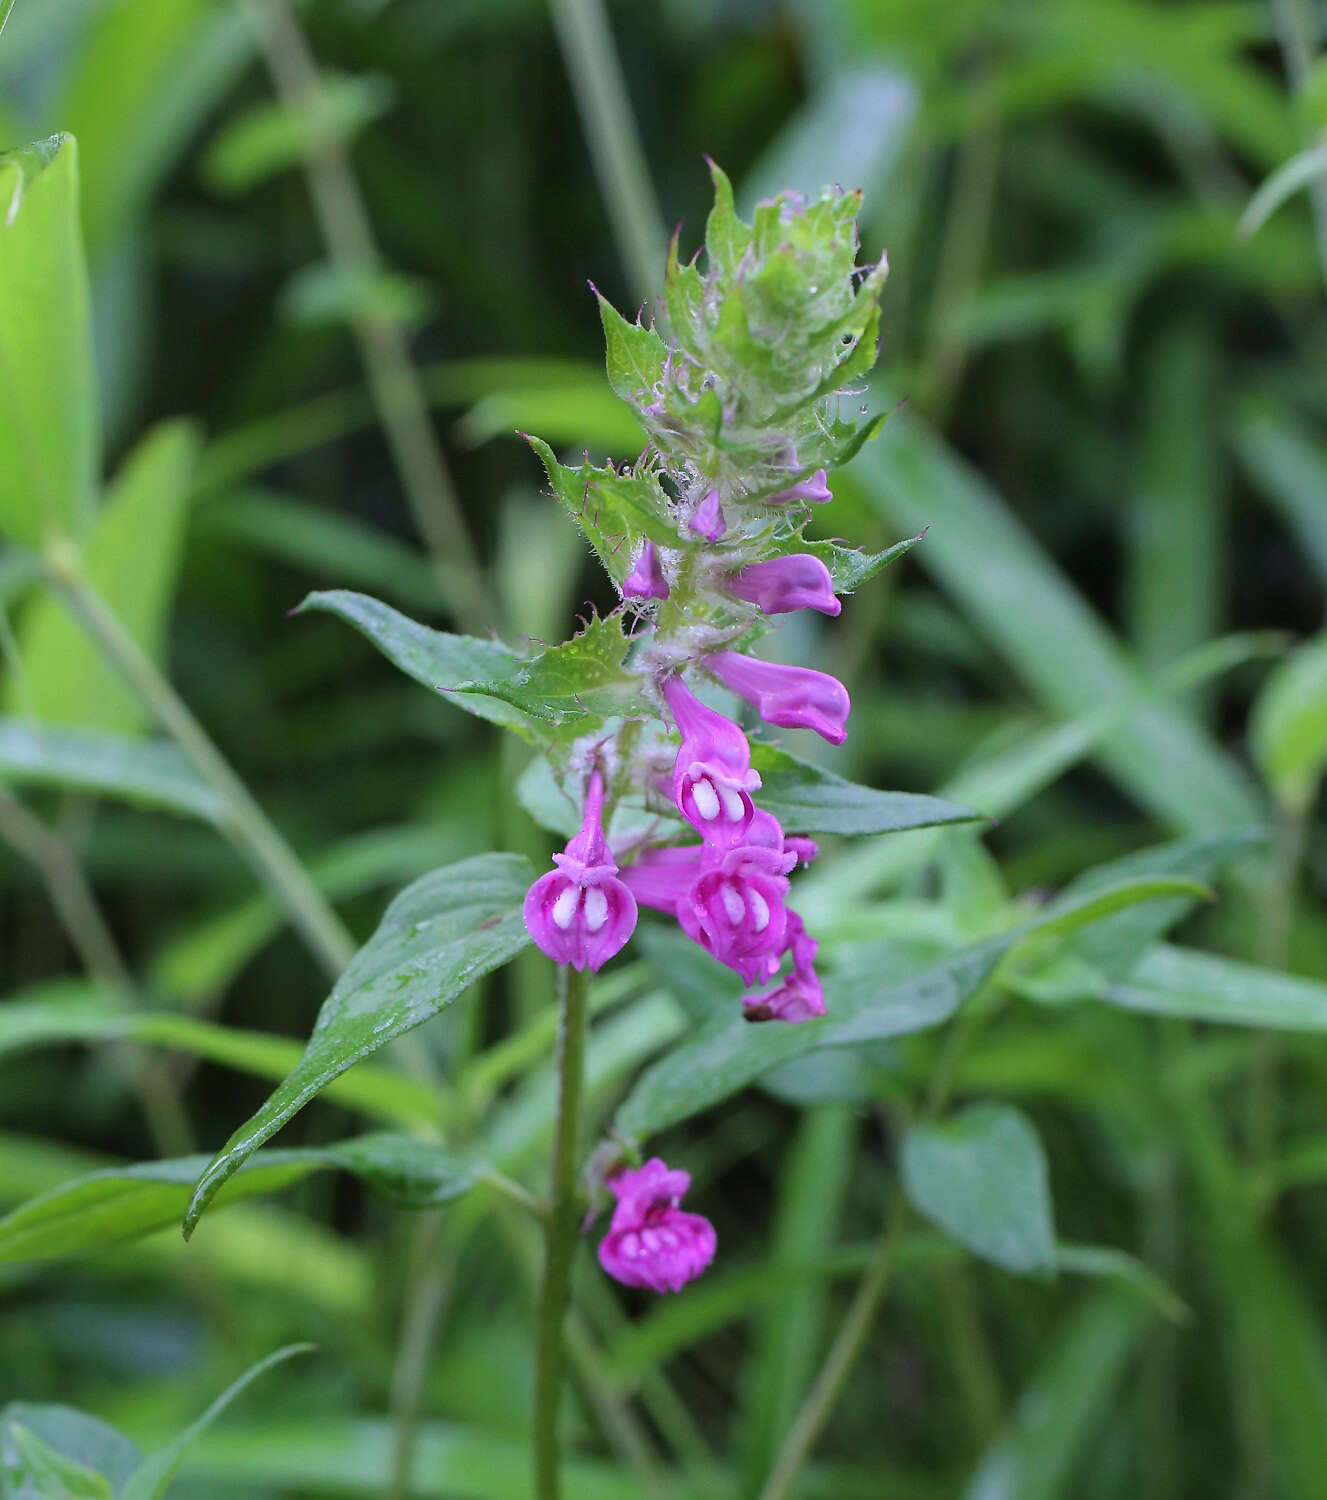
[2,0,1327,1496]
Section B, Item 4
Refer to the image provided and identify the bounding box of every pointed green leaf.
[8,420,199,733]
[527,436,677,586]
[749,741,980,836]
[123,1346,314,1500]
[703,159,752,276]
[0,134,99,546]
[184,853,531,1237]
[902,1103,1055,1275]
[596,293,667,406]
[295,589,533,734]
[1110,945,1327,1032]
[800,529,921,593]
[451,613,651,728]
[0,1135,482,1266]
[0,717,222,821]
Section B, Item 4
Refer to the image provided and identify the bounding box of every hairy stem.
[49,557,355,980]
[243,0,493,632]
[533,961,591,1499]
[549,0,667,306]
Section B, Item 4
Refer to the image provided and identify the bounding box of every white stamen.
[642,1228,661,1251]
[691,777,721,821]
[551,885,580,930]
[719,784,747,822]
[720,885,746,925]
[747,889,770,933]
[583,885,609,933]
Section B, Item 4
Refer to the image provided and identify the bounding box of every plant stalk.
[533,961,591,1499]
[49,558,355,981]
[243,0,494,633]
[757,1204,907,1500]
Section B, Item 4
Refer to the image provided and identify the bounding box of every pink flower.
[663,675,761,846]
[598,1158,716,1293]
[678,840,794,986]
[622,540,668,601]
[767,468,832,505]
[727,553,841,617]
[706,651,850,746]
[743,912,826,1023]
[689,486,727,540]
[523,769,637,971]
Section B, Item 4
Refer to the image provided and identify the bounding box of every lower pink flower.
[743,912,826,1023]
[598,1158,716,1293]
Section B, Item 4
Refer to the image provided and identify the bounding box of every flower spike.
[523,768,637,971]
[706,651,850,746]
[598,1158,716,1293]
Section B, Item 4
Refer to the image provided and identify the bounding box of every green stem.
[50,557,355,981]
[0,788,194,1156]
[534,961,591,1500]
[756,1204,907,1500]
[1271,0,1327,298]
[243,0,494,633]
[548,0,668,305]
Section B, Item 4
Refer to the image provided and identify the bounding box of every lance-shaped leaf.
[0,717,222,822]
[0,1136,481,1266]
[902,1103,1056,1275]
[798,530,922,594]
[749,742,980,836]
[184,853,531,1237]
[296,589,533,733]
[450,613,652,729]
[527,436,677,587]
[0,134,100,546]
[597,293,668,407]
[2,1422,114,1499]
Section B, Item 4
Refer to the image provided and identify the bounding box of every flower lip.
[663,675,761,846]
[523,767,638,971]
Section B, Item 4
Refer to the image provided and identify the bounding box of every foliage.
[1,2,1326,1497]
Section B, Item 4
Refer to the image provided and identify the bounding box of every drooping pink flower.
[743,912,825,1023]
[623,540,669,601]
[767,468,832,505]
[785,834,819,868]
[598,1158,716,1293]
[689,487,726,540]
[524,769,637,971]
[727,553,841,617]
[663,675,761,846]
[677,840,794,986]
[706,651,850,746]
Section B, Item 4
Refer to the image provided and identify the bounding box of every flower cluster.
[522,164,888,1295]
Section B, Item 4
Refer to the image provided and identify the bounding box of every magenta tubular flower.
[767,468,832,505]
[743,913,826,1023]
[623,540,668,601]
[785,834,819,868]
[598,1158,716,1293]
[707,651,850,746]
[523,769,637,971]
[728,554,841,617]
[677,841,794,986]
[663,675,761,846]
[689,487,726,540]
